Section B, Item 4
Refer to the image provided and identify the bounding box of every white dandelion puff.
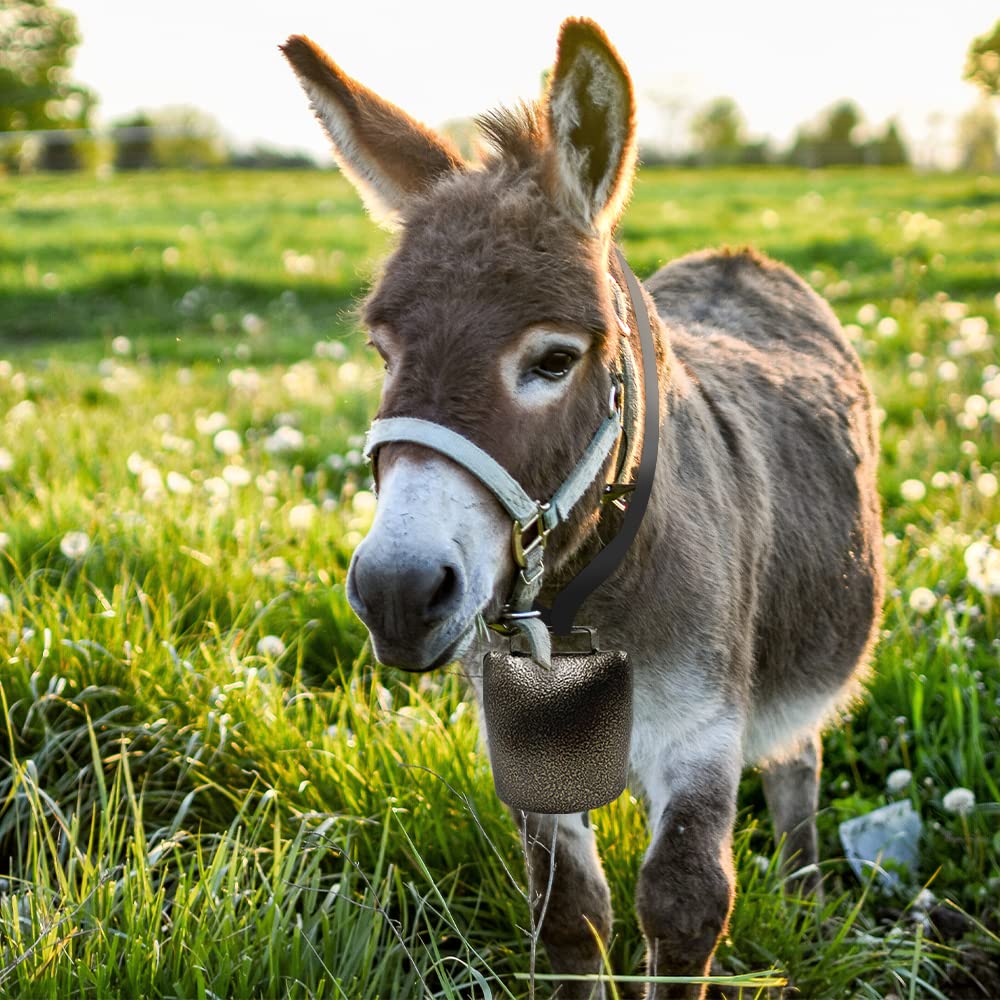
[264,425,305,454]
[241,313,264,336]
[195,411,229,436]
[352,491,377,515]
[908,587,936,614]
[936,361,959,382]
[857,304,879,325]
[213,429,242,456]
[222,464,252,487]
[204,477,230,499]
[257,635,286,658]
[166,471,193,495]
[975,472,998,499]
[288,502,317,532]
[886,769,912,794]
[942,787,975,815]
[965,540,1000,596]
[59,532,90,559]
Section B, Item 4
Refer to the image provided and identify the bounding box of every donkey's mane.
[473,99,547,167]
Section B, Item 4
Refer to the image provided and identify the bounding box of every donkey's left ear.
[542,18,638,235]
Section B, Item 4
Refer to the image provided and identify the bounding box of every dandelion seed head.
[900,479,926,502]
[195,411,228,436]
[213,429,242,456]
[937,360,959,382]
[965,540,1000,596]
[942,787,975,815]
[975,472,998,498]
[222,464,251,487]
[166,471,193,495]
[908,587,936,614]
[288,502,316,532]
[256,635,286,658]
[6,400,37,424]
[59,531,90,559]
[204,477,229,499]
[263,425,304,454]
[352,491,376,515]
[886,769,912,793]
[241,313,264,336]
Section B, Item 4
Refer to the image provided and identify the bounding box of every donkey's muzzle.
[347,542,467,670]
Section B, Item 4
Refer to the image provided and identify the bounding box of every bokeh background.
[0,2,998,997]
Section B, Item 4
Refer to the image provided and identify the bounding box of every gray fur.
[282,15,883,999]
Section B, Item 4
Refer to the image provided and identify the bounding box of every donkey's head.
[281,18,639,671]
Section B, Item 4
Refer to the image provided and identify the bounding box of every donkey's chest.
[626,653,735,798]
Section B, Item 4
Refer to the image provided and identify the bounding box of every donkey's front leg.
[636,732,742,1000]
[515,809,613,1000]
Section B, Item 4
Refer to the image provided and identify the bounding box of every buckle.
[512,502,550,569]
[602,482,635,511]
[486,607,541,637]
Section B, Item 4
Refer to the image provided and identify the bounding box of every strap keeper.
[512,502,551,569]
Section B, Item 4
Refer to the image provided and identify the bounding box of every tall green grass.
[0,167,997,997]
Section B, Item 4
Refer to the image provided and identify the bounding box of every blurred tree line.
[0,0,316,173]
[673,97,909,168]
[2,2,999,175]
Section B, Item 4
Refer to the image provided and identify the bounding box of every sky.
[68,0,994,166]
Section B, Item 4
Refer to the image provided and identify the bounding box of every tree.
[958,100,999,172]
[824,101,862,144]
[111,111,155,171]
[0,0,97,170]
[965,19,1000,97]
[149,106,227,168]
[868,120,909,166]
[787,100,867,167]
[690,97,746,164]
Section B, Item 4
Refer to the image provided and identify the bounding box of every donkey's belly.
[743,682,856,764]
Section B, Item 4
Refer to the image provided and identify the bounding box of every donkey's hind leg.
[514,809,613,1000]
[761,730,822,893]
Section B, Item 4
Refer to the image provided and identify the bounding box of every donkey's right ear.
[280,35,465,230]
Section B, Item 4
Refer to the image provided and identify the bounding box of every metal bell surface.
[482,645,632,815]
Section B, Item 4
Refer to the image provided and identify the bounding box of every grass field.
[0,166,998,998]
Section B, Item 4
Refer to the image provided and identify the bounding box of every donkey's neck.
[536,279,685,605]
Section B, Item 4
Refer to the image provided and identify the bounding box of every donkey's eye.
[533,350,577,380]
[366,338,392,374]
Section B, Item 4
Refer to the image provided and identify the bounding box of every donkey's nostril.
[423,564,460,624]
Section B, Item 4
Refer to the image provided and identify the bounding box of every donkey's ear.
[542,18,637,234]
[280,35,465,230]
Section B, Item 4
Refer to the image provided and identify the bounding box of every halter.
[362,245,659,668]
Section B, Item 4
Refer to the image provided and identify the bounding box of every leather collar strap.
[362,245,658,668]
[538,245,660,635]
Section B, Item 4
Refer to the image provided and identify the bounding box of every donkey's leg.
[635,731,742,1000]
[760,730,822,894]
[514,809,613,1000]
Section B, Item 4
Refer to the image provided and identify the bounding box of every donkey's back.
[647,247,884,762]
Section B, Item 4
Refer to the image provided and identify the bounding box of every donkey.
[281,17,884,999]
